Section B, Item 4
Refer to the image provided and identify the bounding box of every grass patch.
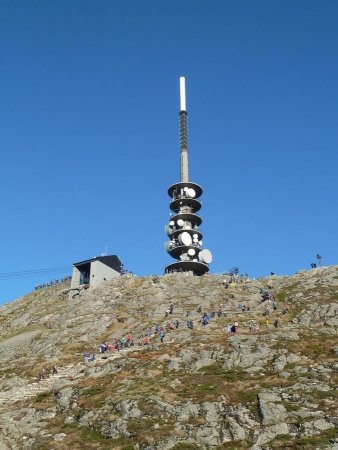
[223,368,247,382]
[82,386,105,396]
[35,391,50,403]
[272,426,338,448]
[127,418,176,444]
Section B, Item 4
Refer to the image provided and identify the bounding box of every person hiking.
[84,351,89,363]
[316,254,322,266]
[187,320,193,329]
[202,313,209,325]
[52,365,58,375]
[160,330,165,343]
[91,354,95,362]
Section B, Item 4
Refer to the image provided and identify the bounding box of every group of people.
[81,273,297,366]
[311,254,323,269]
[38,365,58,381]
[35,276,71,290]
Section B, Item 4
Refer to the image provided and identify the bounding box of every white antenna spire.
[179,76,186,111]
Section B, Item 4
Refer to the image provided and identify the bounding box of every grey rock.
[101,418,130,438]
[258,392,287,426]
[255,422,289,445]
[273,355,287,372]
[176,402,201,421]
[53,433,66,441]
[114,399,141,418]
[301,418,334,436]
[168,358,182,370]
[55,387,75,411]
[228,417,246,440]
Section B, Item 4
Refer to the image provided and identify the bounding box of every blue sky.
[1,1,337,304]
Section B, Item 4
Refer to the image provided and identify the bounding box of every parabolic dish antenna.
[178,232,192,246]
[165,241,172,252]
[165,225,173,236]
[177,219,184,227]
[193,233,198,239]
[169,221,175,226]
[188,248,196,256]
[198,249,213,264]
[188,188,196,198]
[183,187,189,192]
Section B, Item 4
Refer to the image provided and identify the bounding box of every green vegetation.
[82,385,105,396]
[273,426,338,449]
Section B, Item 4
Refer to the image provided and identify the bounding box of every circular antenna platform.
[165,260,209,276]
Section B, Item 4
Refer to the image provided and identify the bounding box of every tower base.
[165,261,209,276]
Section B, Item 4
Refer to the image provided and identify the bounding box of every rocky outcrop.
[0,266,337,449]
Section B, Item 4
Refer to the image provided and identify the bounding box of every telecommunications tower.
[164,77,212,275]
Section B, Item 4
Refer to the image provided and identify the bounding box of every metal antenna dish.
[188,188,196,198]
[188,248,196,256]
[177,219,184,227]
[165,241,172,252]
[178,232,192,246]
[198,249,212,264]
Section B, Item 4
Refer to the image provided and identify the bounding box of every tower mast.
[179,77,189,182]
[164,77,212,275]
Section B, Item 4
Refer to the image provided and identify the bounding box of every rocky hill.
[0,266,337,450]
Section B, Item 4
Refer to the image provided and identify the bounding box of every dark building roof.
[73,255,123,273]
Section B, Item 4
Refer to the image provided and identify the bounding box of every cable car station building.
[70,255,122,289]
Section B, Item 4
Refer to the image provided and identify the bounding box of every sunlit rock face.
[0,266,337,449]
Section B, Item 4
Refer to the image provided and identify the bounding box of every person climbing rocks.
[223,278,229,289]
[84,351,89,363]
[160,330,165,343]
[187,320,193,329]
[316,254,322,266]
[311,262,317,269]
[91,354,95,362]
[174,319,179,328]
[282,304,289,315]
[202,313,210,325]
[52,365,58,375]
[274,319,279,328]
[38,369,46,381]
